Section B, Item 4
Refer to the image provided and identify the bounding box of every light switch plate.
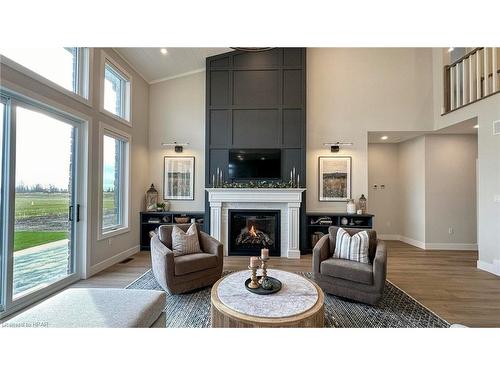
[494,195,500,203]
[494,120,500,136]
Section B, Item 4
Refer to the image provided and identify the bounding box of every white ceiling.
[368,117,478,143]
[114,47,232,83]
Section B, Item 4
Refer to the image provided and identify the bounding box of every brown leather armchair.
[312,226,387,305]
[151,224,223,294]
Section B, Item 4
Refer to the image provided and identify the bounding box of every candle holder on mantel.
[247,265,260,289]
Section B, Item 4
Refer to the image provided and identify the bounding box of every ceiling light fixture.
[160,48,168,55]
[380,136,389,140]
[161,141,189,153]
[323,142,353,153]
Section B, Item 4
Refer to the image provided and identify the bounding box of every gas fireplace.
[228,210,280,256]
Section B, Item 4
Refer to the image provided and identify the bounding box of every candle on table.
[261,248,269,258]
[297,173,300,188]
[250,256,259,268]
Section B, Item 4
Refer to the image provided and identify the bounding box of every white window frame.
[0,48,92,107]
[0,83,90,320]
[100,52,132,126]
[98,122,131,240]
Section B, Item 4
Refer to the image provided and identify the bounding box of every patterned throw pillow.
[334,227,370,264]
[171,224,202,257]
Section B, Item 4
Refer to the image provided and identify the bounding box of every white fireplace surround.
[206,188,306,259]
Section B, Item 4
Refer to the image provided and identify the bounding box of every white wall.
[148,71,205,212]
[432,49,500,273]
[398,136,427,244]
[0,48,150,277]
[306,48,434,213]
[367,143,401,236]
[425,135,478,245]
[368,134,478,247]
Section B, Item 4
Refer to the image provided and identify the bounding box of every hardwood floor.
[73,240,500,327]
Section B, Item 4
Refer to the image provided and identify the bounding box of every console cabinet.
[306,213,374,251]
[140,211,206,250]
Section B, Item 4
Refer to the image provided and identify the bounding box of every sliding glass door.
[0,98,5,312]
[12,106,77,298]
[0,91,84,316]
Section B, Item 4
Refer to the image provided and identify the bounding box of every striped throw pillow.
[171,224,202,257]
[334,227,370,264]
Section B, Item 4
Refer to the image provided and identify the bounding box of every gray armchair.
[151,224,223,294]
[312,226,387,305]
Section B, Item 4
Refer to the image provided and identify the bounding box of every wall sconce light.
[161,142,189,153]
[323,142,353,153]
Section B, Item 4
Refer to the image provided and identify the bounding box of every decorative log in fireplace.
[228,210,280,256]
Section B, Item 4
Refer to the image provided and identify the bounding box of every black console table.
[140,211,206,250]
[305,213,374,251]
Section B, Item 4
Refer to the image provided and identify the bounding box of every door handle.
[69,204,81,222]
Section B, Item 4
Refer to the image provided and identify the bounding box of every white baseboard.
[87,245,140,278]
[425,243,478,251]
[378,234,401,241]
[477,259,500,276]
[384,235,478,251]
[399,236,426,249]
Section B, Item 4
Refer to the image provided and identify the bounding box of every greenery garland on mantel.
[216,181,298,189]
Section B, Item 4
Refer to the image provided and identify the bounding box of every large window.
[0,90,85,318]
[0,99,4,312]
[103,59,131,122]
[100,124,130,238]
[0,48,90,99]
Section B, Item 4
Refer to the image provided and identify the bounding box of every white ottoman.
[4,288,166,328]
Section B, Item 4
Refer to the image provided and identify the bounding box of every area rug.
[126,270,449,328]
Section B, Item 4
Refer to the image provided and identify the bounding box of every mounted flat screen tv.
[229,149,281,180]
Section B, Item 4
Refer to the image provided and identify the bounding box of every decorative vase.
[341,217,349,225]
[346,199,356,214]
[359,194,367,214]
[146,184,158,212]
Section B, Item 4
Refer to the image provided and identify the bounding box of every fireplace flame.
[248,225,257,237]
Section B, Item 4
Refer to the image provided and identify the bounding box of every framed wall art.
[318,156,351,201]
[163,156,195,200]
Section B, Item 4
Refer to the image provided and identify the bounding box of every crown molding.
[149,68,206,85]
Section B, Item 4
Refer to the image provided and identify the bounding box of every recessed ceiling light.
[473,125,479,129]
[381,136,388,140]
[160,48,168,55]
[448,47,454,53]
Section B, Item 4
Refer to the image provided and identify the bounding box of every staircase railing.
[443,47,499,114]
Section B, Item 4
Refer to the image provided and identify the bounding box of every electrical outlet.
[494,195,500,203]
[448,227,454,235]
[386,221,392,228]
[108,238,113,246]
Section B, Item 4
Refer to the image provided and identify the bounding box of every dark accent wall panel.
[233,70,280,106]
[210,110,231,147]
[283,109,302,148]
[205,48,307,252]
[210,71,230,105]
[233,109,280,147]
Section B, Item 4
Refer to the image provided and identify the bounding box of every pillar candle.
[250,256,259,268]
[261,248,269,258]
[297,173,300,188]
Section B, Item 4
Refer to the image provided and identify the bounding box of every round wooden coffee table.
[211,269,324,328]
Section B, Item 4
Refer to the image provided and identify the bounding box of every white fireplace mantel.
[205,188,306,259]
